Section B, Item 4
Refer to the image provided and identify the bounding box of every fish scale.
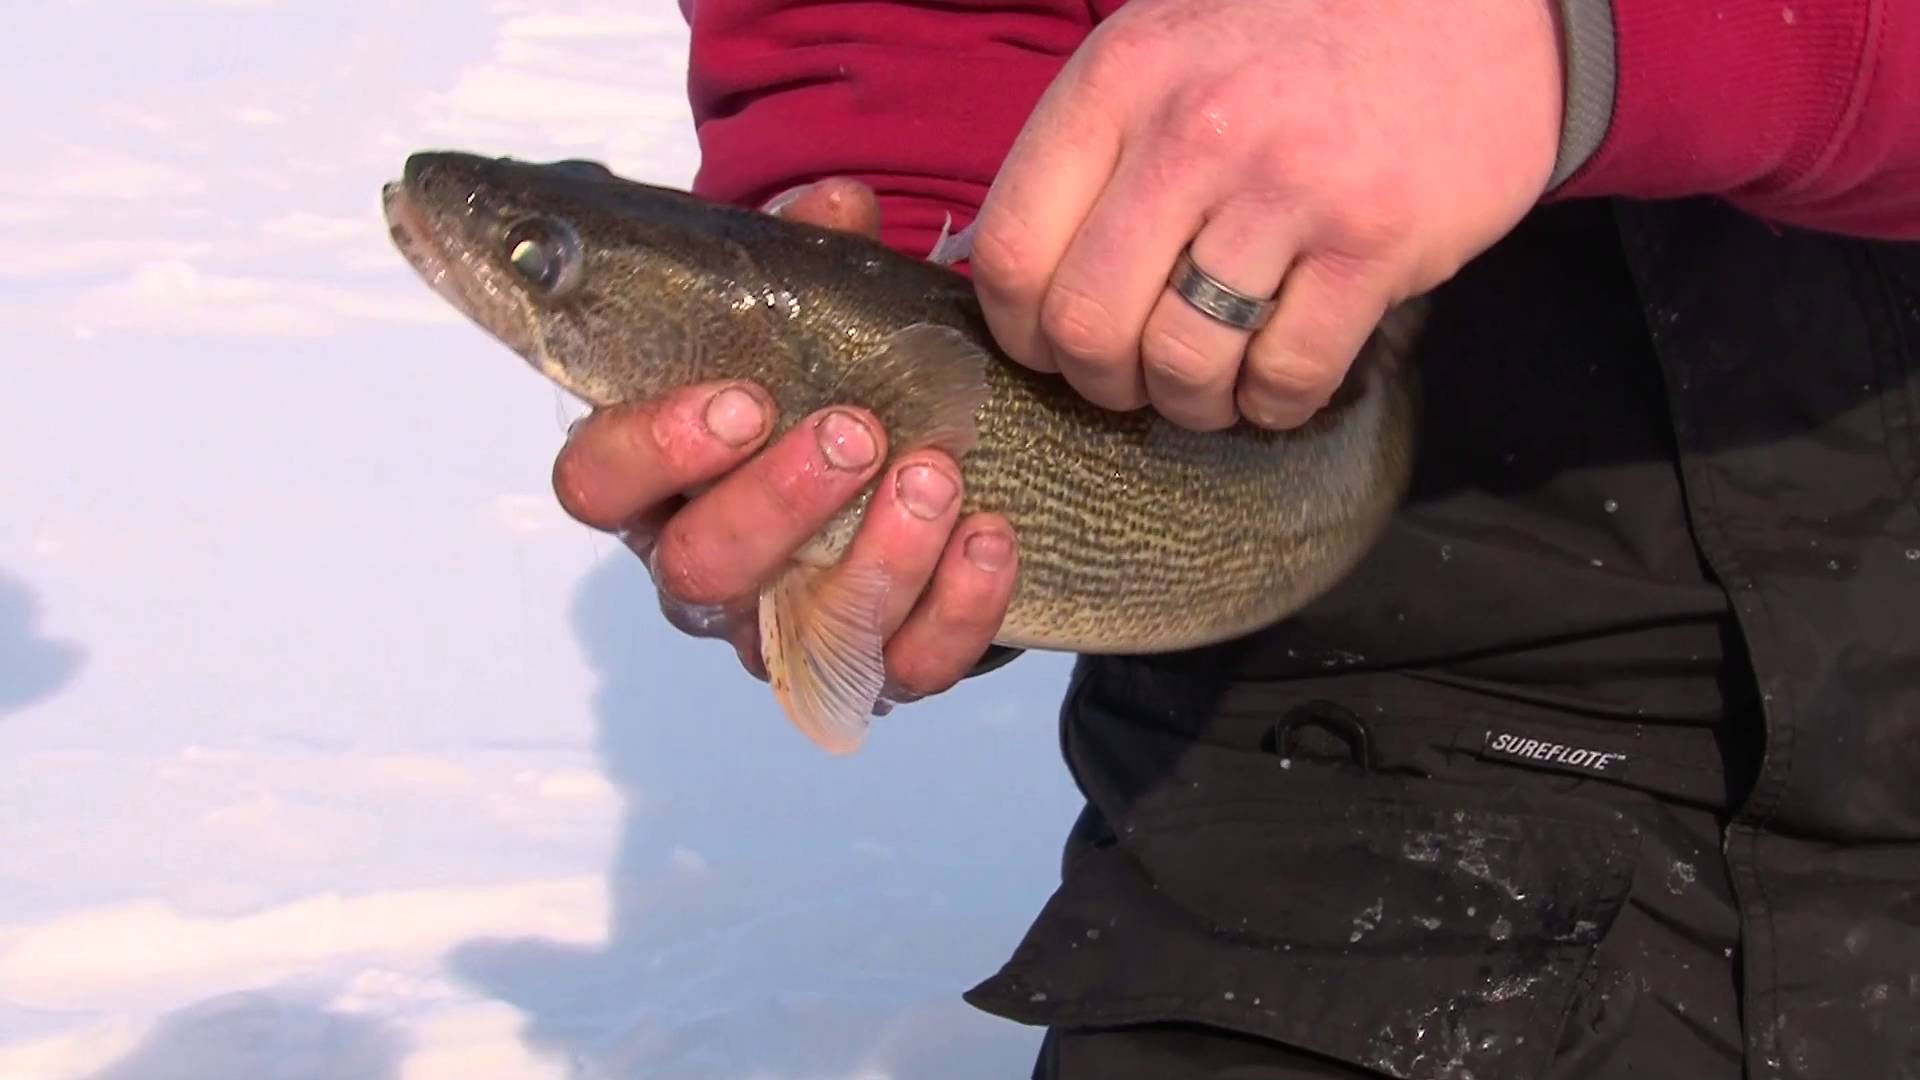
[384,150,1423,753]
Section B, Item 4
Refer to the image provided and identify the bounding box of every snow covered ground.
[0,4,1085,1077]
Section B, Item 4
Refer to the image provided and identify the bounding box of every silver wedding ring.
[1168,245,1277,332]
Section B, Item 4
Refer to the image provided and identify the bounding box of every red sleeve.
[1553,0,1920,239]
[683,0,1920,249]
[683,0,1088,261]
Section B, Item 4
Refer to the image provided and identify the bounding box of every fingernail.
[761,183,814,216]
[816,409,876,470]
[896,463,956,520]
[704,386,765,447]
[964,531,1011,572]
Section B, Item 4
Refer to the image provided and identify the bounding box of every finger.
[618,499,748,642]
[1139,202,1299,431]
[839,452,965,638]
[1035,145,1212,413]
[617,499,680,570]
[729,618,770,681]
[650,406,889,608]
[763,177,883,238]
[552,381,773,531]
[969,56,1128,374]
[730,451,962,694]
[602,498,756,646]
[1238,254,1392,430]
[659,591,750,643]
[882,514,1018,698]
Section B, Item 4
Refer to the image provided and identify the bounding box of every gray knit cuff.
[1546,0,1619,190]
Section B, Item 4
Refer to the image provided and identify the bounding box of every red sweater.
[685,0,1920,258]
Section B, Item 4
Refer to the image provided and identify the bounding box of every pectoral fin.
[926,213,976,266]
[758,560,891,754]
[830,322,991,460]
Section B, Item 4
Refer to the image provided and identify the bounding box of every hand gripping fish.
[383,152,1424,754]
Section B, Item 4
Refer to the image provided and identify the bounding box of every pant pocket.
[965,743,1641,1080]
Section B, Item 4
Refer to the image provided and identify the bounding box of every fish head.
[383,150,803,406]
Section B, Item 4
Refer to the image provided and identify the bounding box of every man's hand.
[968,0,1566,431]
[552,179,1018,709]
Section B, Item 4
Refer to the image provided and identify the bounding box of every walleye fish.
[383,151,1423,753]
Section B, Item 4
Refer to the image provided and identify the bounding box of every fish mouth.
[381,179,533,356]
[381,182,467,316]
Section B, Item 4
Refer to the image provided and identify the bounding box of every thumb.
[761,178,883,238]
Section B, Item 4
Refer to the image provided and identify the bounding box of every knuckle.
[1041,282,1129,363]
[1308,251,1385,300]
[1159,90,1237,153]
[1141,322,1232,393]
[1076,21,1155,96]
[747,463,820,539]
[967,217,1042,298]
[1132,153,1204,211]
[1322,177,1416,252]
[1248,138,1303,189]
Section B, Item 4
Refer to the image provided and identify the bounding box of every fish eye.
[500,216,584,298]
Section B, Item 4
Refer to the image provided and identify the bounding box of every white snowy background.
[0,3,1086,1077]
